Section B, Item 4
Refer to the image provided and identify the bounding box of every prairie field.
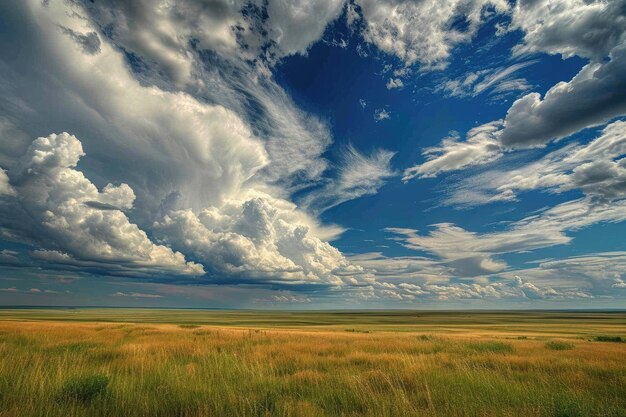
[0,309,625,417]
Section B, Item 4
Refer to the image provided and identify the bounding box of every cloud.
[404,0,626,180]
[386,78,404,89]
[0,0,387,288]
[300,145,396,213]
[406,45,626,177]
[0,1,270,219]
[444,121,626,205]
[508,0,626,60]
[113,291,163,298]
[403,121,503,180]
[0,133,203,277]
[497,252,626,297]
[355,0,510,69]
[386,197,626,276]
[0,169,15,196]
[255,294,312,304]
[58,26,101,55]
[342,253,584,301]
[153,191,364,285]
[498,44,626,148]
[374,108,390,121]
[437,60,536,98]
[81,0,345,86]
[80,0,340,193]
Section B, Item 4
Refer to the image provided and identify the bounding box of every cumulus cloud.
[497,252,626,297]
[153,191,363,284]
[0,169,15,196]
[406,45,626,177]
[0,0,270,220]
[508,0,626,60]
[497,0,626,148]
[498,45,626,148]
[355,0,509,69]
[300,145,396,213]
[344,252,582,301]
[0,133,203,276]
[0,0,390,289]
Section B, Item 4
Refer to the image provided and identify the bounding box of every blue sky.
[1,0,625,309]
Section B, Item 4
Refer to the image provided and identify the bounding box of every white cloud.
[1,133,203,276]
[374,108,390,121]
[153,191,364,284]
[499,45,626,148]
[386,78,404,89]
[403,121,503,180]
[438,61,536,98]
[0,0,392,287]
[0,169,15,196]
[80,0,342,194]
[508,0,626,60]
[81,0,346,85]
[356,0,510,68]
[444,121,626,205]
[405,0,626,180]
[300,145,396,213]
[113,291,163,298]
[386,197,626,276]
[0,1,269,218]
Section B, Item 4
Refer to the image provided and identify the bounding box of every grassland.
[0,309,625,417]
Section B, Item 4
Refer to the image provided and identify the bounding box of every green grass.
[0,310,624,416]
[178,324,201,329]
[594,335,624,343]
[466,341,514,353]
[59,375,109,402]
[545,341,575,350]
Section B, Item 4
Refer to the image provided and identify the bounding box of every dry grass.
[0,312,625,416]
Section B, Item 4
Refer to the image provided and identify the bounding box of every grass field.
[0,309,625,416]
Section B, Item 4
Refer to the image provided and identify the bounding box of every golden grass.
[0,314,625,416]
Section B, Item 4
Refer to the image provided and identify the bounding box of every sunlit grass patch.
[178,324,201,329]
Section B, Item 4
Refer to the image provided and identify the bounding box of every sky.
[0,0,625,309]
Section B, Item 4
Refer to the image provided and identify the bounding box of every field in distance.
[0,309,625,417]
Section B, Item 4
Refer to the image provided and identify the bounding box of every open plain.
[0,309,625,417]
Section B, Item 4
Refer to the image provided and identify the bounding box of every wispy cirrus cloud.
[437,60,536,98]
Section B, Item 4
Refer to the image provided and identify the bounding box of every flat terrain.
[0,309,625,416]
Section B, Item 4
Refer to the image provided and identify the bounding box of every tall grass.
[0,318,624,416]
